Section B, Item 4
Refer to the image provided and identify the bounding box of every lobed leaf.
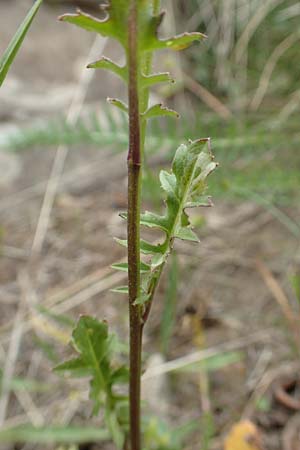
[59,2,206,88]
[54,316,125,416]
[138,139,217,310]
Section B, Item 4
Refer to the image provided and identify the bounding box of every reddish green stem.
[127,2,142,450]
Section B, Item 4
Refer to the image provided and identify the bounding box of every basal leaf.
[55,316,114,415]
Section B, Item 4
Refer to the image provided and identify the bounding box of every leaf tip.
[58,8,81,22]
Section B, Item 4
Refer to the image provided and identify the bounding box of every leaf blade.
[0,0,43,87]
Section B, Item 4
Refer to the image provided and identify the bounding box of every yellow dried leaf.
[224,420,264,450]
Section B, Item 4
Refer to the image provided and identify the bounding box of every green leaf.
[150,253,166,268]
[0,425,109,444]
[141,138,217,303]
[112,262,151,273]
[59,1,130,47]
[174,227,200,242]
[72,316,109,362]
[142,104,179,120]
[111,366,129,384]
[121,211,168,232]
[54,316,112,415]
[140,240,165,255]
[141,72,174,88]
[87,57,127,82]
[111,286,129,294]
[186,196,213,208]
[54,357,91,377]
[59,3,205,75]
[0,0,43,87]
[290,273,300,302]
[54,316,128,447]
[107,98,128,114]
[151,32,206,51]
[159,170,177,196]
[133,293,151,306]
[140,211,168,232]
[160,253,179,355]
[114,237,128,248]
[111,263,130,272]
[59,9,122,44]
[105,410,124,449]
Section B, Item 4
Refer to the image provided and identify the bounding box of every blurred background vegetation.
[3,0,300,206]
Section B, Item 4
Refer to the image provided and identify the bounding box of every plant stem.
[127,2,162,448]
[127,2,142,450]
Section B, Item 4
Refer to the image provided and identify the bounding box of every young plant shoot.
[56,1,217,449]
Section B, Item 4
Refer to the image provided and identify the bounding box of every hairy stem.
[127,2,142,450]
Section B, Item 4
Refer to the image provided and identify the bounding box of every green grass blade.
[0,425,109,444]
[0,0,43,87]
